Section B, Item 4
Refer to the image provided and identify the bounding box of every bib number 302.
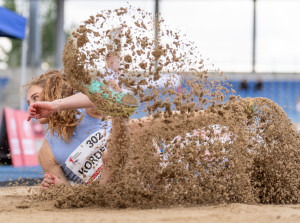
[86,132,103,148]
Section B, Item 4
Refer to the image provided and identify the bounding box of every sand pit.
[1,186,300,223]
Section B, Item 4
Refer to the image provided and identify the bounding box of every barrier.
[0,107,38,167]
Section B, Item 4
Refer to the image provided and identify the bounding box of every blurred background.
[1,0,300,123]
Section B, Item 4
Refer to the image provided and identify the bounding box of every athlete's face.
[27,85,48,124]
[106,53,120,72]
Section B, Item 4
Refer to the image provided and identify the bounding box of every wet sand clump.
[62,6,227,116]
[38,6,300,208]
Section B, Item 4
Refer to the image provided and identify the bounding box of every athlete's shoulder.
[38,139,57,167]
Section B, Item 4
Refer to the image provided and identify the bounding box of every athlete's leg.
[101,116,131,184]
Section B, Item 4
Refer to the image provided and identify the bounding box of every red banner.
[3,107,38,167]
[15,110,38,166]
[3,107,23,166]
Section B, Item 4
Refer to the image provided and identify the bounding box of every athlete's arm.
[27,93,95,121]
[27,79,123,121]
[38,139,68,189]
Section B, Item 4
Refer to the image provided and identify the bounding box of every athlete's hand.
[27,101,59,121]
[41,172,61,189]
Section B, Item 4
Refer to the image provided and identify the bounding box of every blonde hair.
[24,70,83,143]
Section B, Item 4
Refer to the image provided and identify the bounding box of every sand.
[4,5,299,221]
[1,186,300,223]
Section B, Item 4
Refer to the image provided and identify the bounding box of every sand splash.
[35,6,300,208]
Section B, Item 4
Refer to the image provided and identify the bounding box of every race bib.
[65,129,109,184]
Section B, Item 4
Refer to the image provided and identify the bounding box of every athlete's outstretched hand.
[41,172,61,189]
[27,101,58,121]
